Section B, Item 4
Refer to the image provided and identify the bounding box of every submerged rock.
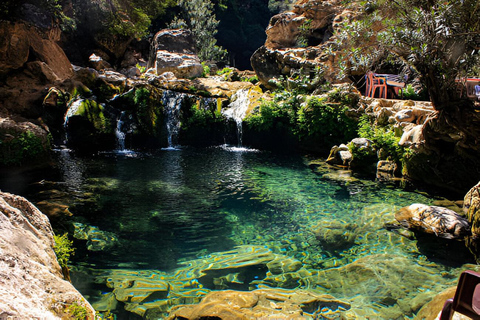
[88,245,310,318]
[166,288,353,320]
[395,203,470,239]
[0,192,94,319]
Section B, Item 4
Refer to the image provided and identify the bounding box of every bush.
[53,233,74,268]
[201,62,210,77]
[357,114,410,167]
[0,131,48,165]
[297,96,358,146]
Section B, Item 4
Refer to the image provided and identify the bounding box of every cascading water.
[222,89,250,147]
[162,90,185,150]
[62,98,84,146]
[115,111,126,151]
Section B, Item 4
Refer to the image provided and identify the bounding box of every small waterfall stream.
[162,90,185,150]
[222,89,250,147]
[115,111,126,151]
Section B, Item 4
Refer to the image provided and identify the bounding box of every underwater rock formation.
[0,191,94,319]
[167,288,353,320]
[86,245,316,318]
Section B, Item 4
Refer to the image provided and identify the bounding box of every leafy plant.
[297,19,312,47]
[201,62,210,77]
[0,131,48,165]
[53,233,74,269]
[356,114,410,168]
[217,67,233,75]
[136,63,146,74]
[297,96,358,146]
[66,302,88,320]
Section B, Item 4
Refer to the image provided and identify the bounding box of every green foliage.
[217,67,233,75]
[335,0,480,109]
[401,84,429,101]
[169,0,228,61]
[136,63,146,74]
[245,91,299,133]
[134,87,161,134]
[297,19,312,48]
[201,63,210,77]
[76,100,110,133]
[183,102,223,130]
[357,115,408,165]
[241,75,259,84]
[66,302,88,320]
[108,8,151,38]
[53,233,74,269]
[0,131,47,165]
[297,96,358,146]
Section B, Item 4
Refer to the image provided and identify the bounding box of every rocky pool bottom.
[1,146,478,319]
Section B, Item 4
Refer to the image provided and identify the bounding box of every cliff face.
[251,0,362,88]
[0,191,95,319]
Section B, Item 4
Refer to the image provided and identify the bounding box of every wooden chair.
[439,270,480,320]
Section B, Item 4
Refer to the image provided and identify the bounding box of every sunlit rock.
[395,204,470,239]
[0,192,94,318]
[148,29,202,79]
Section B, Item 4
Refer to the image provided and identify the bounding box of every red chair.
[365,71,387,98]
[439,270,480,320]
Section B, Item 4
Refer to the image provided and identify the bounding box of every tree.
[169,0,227,61]
[378,0,480,111]
[336,0,480,111]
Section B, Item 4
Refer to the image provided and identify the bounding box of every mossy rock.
[65,99,115,151]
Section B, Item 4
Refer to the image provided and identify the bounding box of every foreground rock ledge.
[0,192,94,319]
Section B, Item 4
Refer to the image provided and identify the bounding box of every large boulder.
[148,29,202,79]
[464,182,480,262]
[0,192,95,319]
[0,21,73,117]
[395,203,470,239]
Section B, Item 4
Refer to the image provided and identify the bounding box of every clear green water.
[3,146,477,319]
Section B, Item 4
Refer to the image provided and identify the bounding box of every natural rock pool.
[2,146,478,319]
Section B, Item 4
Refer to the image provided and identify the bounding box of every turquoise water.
[3,146,477,319]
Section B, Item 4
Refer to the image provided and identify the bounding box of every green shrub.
[66,302,88,320]
[245,91,299,133]
[201,62,210,77]
[0,131,48,165]
[357,114,409,166]
[53,233,74,268]
[297,96,358,146]
[217,67,232,75]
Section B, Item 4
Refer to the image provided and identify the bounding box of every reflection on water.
[4,147,478,319]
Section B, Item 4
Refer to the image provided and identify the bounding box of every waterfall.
[115,111,126,151]
[162,90,185,150]
[222,89,250,147]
